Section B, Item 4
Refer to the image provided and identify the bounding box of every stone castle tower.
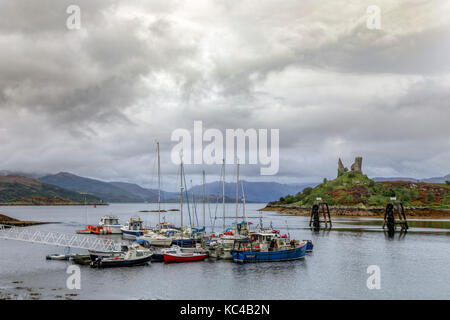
[338,157,363,176]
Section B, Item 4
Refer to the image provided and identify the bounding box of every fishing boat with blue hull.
[230,232,310,263]
[304,240,314,252]
[231,241,307,263]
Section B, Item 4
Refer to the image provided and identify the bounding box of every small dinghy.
[163,246,207,263]
[90,244,151,268]
[46,254,71,261]
[71,254,92,265]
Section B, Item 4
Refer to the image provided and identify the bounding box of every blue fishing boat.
[304,240,314,252]
[231,232,308,263]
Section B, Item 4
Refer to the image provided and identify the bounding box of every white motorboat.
[98,215,122,234]
[91,244,152,268]
[121,216,148,240]
[137,231,173,247]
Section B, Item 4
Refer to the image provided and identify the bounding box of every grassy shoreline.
[261,204,450,219]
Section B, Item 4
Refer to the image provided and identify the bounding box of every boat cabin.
[128,218,144,230]
[233,232,297,252]
[100,215,120,226]
[232,221,253,236]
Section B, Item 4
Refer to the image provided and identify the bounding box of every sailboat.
[208,160,251,260]
[170,157,197,247]
[137,142,172,247]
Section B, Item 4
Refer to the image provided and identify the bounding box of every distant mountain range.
[0,175,101,204]
[373,174,450,184]
[1,170,448,204]
[187,181,317,203]
[38,172,316,203]
[39,172,178,203]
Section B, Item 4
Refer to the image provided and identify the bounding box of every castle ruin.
[338,156,363,176]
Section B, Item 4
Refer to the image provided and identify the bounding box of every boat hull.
[151,253,164,262]
[88,250,123,261]
[121,229,145,240]
[148,238,173,247]
[231,243,307,263]
[46,254,70,261]
[171,238,195,247]
[101,225,122,234]
[72,254,92,265]
[305,241,314,252]
[163,253,206,263]
[208,247,233,260]
[91,255,151,268]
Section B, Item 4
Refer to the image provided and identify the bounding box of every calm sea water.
[1,203,449,300]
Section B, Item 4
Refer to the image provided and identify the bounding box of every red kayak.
[163,252,207,263]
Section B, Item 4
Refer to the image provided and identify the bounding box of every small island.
[0,214,51,226]
[263,157,450,218]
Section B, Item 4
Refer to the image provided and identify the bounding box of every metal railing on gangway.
[0,224,118,251]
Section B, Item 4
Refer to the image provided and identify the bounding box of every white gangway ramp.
[0,224,118,251]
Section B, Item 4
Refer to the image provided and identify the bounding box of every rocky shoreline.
[261,204,450,219]
[0,214,51,226]
[0,203,107,206]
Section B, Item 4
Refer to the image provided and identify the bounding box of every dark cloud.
[0,0,449,190]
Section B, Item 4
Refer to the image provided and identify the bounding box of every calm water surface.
[1,203,449,300]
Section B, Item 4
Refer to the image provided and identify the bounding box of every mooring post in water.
[309,201,332,230]
[383,200,408,235]
[321,202,332,228]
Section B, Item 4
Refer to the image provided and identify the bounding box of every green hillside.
[0,175,102,204]
[279,171,450,208]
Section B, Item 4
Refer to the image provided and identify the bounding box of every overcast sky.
[0,0,449,190]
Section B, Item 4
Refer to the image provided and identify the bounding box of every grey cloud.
[0,0,449,189]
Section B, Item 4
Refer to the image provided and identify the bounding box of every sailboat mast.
[241,182,247,222]
[222,158,225,231]
[202,170,206,228]
[235,159,239,223]
[180,157,184,229]
[84,193,88,225]
[157,142,161,227]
